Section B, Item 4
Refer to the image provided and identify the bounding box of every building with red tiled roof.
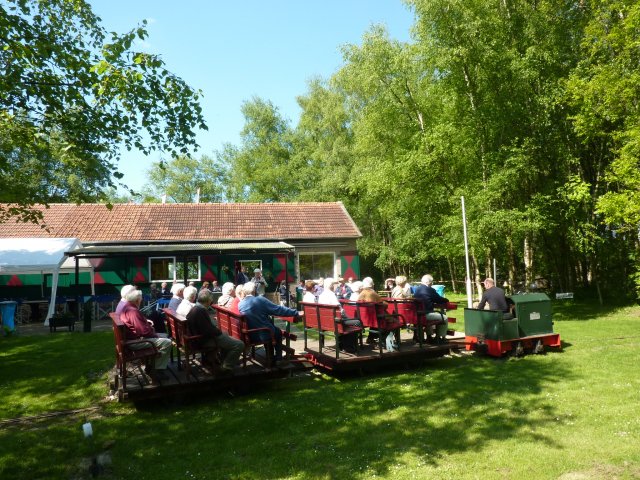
[0,202,361,242]
[0,203,362,305]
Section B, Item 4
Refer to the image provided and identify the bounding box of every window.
[149,256,200,282]
[150,257,175,282]
[298,253,334,280]
[176,256,201,282]
[240,260,262,275]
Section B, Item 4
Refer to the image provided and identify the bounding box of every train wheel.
[514,341,525,357]
[534,339,545,354]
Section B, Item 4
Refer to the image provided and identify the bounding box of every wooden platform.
[110,331,469,400]
[111,350,313,402]
[304,334,467,374]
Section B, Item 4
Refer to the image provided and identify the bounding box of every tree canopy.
[217,1,640,299]
[0,0,206,221]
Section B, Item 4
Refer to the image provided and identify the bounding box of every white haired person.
[229,284,245,313]
[358,277,384,346]
[250,268,268,296]
[115,284,136,315]
[176,285,198,316]
[318,277,362,353]
[413,274,449,344]
[217,282,236,308]
[168,283,186,311]
[359,277,382,303]
[239,282,299,365]
[349,281,363,301]
[120,289,172,382]
[391,276,413,299]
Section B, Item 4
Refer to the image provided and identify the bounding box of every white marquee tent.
[0,237,94,324]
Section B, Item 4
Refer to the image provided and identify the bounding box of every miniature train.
[111,293,562,401]
[464,293,561,357]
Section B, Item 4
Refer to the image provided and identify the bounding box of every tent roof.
[0,237,91,274]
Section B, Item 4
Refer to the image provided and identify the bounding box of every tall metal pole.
[493,258,497,283]
[461,196,473,308]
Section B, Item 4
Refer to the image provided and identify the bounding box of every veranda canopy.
[0,237,94,324]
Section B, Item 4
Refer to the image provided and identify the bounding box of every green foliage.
[224,97,301,202]
[0,0,206,220]
[1,304,640,478]
[141,154,227,203]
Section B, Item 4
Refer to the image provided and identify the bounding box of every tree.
[141,154,227,204]
[566,0,640,295]
[224,97,300,202]
[0,0,207,222]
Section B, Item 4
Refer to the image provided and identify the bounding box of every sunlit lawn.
[1,300,639,479]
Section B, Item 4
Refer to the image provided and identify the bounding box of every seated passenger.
[358,277,382,303]
[176,286,198,316]
[384,278,395,294]
[302,280,317,303]
[478,277,513,319]
[217,282,236,308]
[229,285,244,313]
[160,282,172,299]
[239,282,298,364]
[318,277,362,352]
[168,283,185,311]
[413,274,449,343]
[149,283,161,300]
[334,277,352,300]
[391,276,412,299]
[349,281,363,301]
[120,289,172,381]
[186,290,244,374]
[357,277,391,348]
[115,284,136,315]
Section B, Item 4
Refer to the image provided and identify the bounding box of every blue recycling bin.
[0,301,18,333]
[433,285,446,297]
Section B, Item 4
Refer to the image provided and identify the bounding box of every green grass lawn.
[1,301,639,479]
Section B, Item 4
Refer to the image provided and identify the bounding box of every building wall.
[0,247,360,300]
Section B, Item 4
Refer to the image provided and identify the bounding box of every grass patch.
[1,303,639,479]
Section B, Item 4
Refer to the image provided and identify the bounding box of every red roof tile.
[0,203,362,242]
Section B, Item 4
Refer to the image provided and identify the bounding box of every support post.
[461,196,473,308]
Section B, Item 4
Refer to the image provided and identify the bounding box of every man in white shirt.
[176,286,198,316]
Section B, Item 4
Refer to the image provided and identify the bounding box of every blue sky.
[88,1,415,194]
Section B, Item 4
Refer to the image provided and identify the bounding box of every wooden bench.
[110,313,159,391]
[350,301,404,355]
[211,304,279,368]
[162,308,217,379]
[300,302,363,359]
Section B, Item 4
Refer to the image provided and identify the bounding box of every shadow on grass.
[0,332,114,419]
[0,329,576,479]
[94,353,573,480]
